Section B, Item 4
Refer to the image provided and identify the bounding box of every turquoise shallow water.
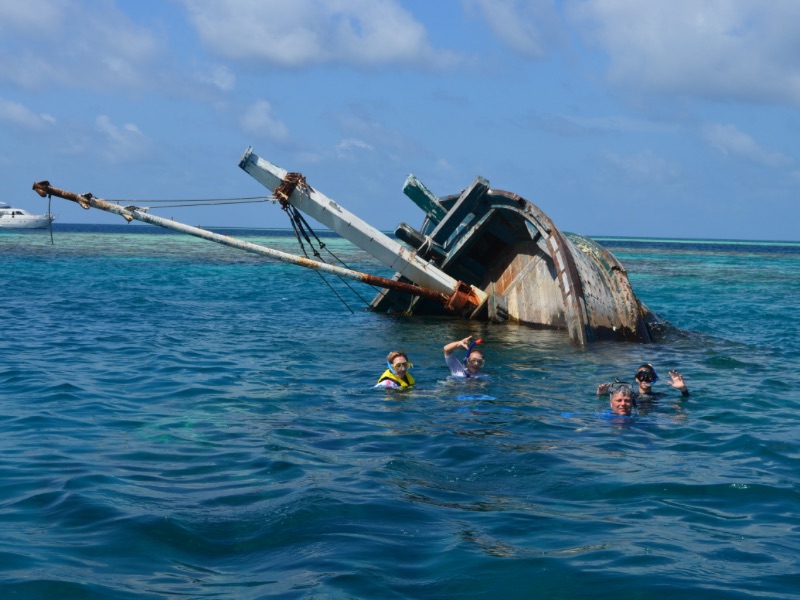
[2,225,800,599]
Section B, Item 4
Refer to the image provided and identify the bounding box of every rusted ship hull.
[372,177,666,344]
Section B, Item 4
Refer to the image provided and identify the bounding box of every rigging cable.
[274,182,417,314]
[288,204,380,303]
[281,202,356,314]
[104,196,276,209]
[286,203,381,307]
[120,189,364,315]
[102,191,407,313]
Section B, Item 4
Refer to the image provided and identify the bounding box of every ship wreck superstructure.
[33,147,667,346]
[239,148,665,345]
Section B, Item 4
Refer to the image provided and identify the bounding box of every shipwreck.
[33,146,667,345]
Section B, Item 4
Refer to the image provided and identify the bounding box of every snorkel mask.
[608,380,633,396]
[636,364,658,384]
[387,359,412,375]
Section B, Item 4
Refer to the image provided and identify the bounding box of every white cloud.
[604,149,679,182]
[462,0,562,59]
[335,138,373,157]
[196,64,236,92]
[436,158,455,172]
[179,0,459,68]
[703,123,792,168]
[0,0,163,92]
[568,0,800,106]
[0,0,63,35]
[291,139,372,164]
[95,115,151,163]
[333,110,413,153]
[240,100,289,142]
[0,97,56,130]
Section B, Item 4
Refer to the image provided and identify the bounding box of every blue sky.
[2,1,799,241]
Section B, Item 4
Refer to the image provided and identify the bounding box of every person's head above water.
[386,351,412,377]
[375,350,416,389]
[464,339,485,375]
[608,381,634,415]
[635,363,658,392]
[443,335,486,378]
[598,364,688,399]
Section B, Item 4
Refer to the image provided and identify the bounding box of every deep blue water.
[2,224,800,599]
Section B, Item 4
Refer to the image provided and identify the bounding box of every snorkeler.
[375,351,415,389]
[607,381,634,415]
[443,336,486,378]
[597,364,689,398]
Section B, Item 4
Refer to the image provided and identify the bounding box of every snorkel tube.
[464,338,483,365]
[386,360,396,375]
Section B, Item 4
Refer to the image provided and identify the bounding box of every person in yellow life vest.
[375,351,415,389]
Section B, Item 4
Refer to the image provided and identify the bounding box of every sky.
[2,0,799,241]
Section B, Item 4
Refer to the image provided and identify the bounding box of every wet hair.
[608,380,638,414]
[386,351,408,364]
[608,381,633,397]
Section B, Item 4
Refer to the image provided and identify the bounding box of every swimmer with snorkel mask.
[375,350,415,389]
[597,364,689,399]
[606,381,635,415]
[443,335,486,378]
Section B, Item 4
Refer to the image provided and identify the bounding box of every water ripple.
[1,229,799,598]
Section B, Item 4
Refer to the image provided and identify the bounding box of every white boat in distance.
[0,202,54,229]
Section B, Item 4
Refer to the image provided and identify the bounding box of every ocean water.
[2,224,799,599]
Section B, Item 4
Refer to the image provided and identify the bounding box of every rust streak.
[274,172,306,205]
